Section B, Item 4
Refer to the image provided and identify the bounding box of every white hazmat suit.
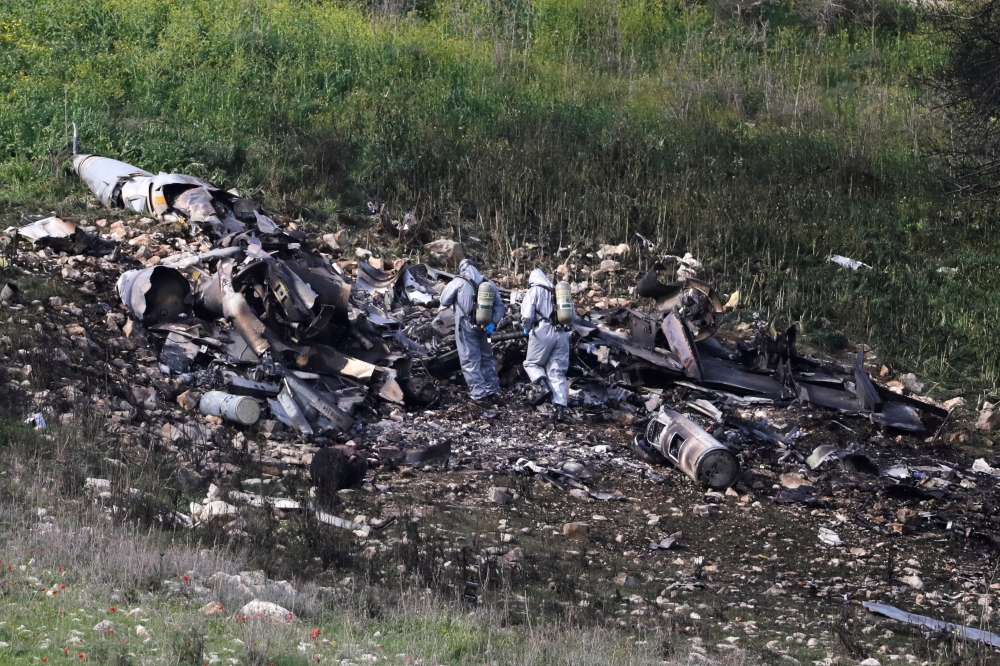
[521,269,575,407]
[440,259,505,401]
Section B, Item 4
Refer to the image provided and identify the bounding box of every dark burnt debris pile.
[5,152,1000,658]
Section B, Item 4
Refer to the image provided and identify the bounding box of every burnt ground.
[0,211,999,665]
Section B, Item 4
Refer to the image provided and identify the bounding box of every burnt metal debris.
[0,147,954,502]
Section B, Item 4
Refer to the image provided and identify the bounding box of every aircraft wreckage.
[5,142,949,496]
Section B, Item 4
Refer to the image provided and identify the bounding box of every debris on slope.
[0,147,972,547]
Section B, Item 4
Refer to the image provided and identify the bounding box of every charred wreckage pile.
[0,147,957,520]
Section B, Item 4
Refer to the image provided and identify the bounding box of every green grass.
[0,0,997,391]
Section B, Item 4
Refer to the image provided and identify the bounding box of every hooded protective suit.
[440,259,505,400]
[521,269,575,406]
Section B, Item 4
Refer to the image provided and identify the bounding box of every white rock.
[899,373,924,395]
[194,500,238,524]
[92,620,113,632]
[238,599,294,622]
[859,659,881,666]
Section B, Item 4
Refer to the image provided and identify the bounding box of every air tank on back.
[476,281,495,325]
[555,281,574,326]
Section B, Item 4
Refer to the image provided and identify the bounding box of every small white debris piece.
[818,527,842,547]
[84,478,111,491]
[25,413,46,429]
[829,255,871,271]
[596,243,630,259]
[972,459,997,475]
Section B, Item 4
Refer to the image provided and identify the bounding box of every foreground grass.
[0,474,719,666]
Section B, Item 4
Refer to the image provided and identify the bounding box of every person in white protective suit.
[521,269,575,421]
[439,258,506,403]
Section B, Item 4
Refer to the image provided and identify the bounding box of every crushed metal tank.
[644,408,739,489]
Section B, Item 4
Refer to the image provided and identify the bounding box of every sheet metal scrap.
[62,148,466,484]
[863,602,1000,647]
[16,216,114,255]
[614,266,942,432]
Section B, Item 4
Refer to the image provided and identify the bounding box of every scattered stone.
[238,599,294,622]
[563,522,590,541]
[977,409,1000,431]
[487,487,514,505]
[500,548,524,566]
[899,373,924,395]
[176,390,199,411]
[613,572,637,586]
[944,396,966,410]
[201,601,225,615]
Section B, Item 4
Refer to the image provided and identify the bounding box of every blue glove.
[523,327,531,336]
[485,322,495,334]
[523,315,535,332]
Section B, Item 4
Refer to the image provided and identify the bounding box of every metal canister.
[646,408,739,489]
[200,391,261,425]
[555,281,574,325]
[476,281,495,325]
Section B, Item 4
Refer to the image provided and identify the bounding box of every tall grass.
[0,0,996,390]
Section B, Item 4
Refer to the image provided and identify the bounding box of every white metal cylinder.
[200,391,261,425]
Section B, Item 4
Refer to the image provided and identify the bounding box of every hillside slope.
[0,0,996,391]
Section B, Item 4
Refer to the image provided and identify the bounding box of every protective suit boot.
[552,405,565,422]
[529,378,552,406]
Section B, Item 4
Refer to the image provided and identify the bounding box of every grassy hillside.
[1,0,997,392]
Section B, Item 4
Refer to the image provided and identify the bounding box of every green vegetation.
[0,0,996,390]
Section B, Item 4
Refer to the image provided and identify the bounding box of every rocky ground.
[0,210,999,665]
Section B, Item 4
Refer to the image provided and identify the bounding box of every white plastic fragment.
[818,527,842,546]
[25,413,46,429]
[829,255,871,271]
